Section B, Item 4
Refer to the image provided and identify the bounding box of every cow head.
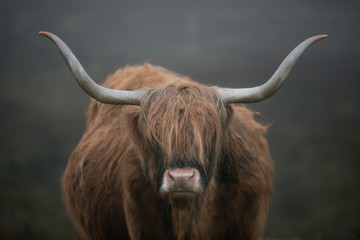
[130,85,229,199]
[39,31,327,202]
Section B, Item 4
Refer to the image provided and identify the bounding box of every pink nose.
[168,168,196,182]
[161,168,202,193]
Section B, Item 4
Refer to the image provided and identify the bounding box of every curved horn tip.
[314,34,328,41]
[39,31,48,35]
[39,31,58,39]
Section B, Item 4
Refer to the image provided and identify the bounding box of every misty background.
[1,0,359,239]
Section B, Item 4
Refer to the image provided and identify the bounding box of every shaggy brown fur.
[62,63,273,240]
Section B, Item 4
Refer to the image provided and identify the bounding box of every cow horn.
[39,31,146,105]
[217,34,327,103]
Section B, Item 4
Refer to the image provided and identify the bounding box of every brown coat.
[62,64,273,240]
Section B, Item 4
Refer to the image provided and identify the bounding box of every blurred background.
[1,0,359,239]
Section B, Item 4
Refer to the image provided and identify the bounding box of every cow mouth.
[168,190,198,195]
[161,187,202,196]
[167,190,200,208]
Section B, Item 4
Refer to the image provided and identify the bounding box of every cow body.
[62,64,273,240]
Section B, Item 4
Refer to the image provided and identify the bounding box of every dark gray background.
[1,0,359,239]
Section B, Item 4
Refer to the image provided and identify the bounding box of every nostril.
[188,170,196,181]
[167,171,175,182]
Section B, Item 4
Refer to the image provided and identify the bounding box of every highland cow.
[40,32,326,240]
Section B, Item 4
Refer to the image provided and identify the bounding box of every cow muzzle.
[160,168,203,195]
